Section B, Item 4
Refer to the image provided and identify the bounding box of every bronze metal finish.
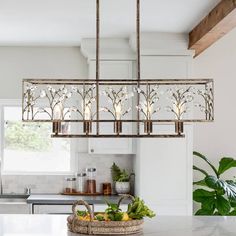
[83,120,92,134]
[144,120,153,135]
[175,121,184,135]
[114,120,122,135]
[52,121,62,135]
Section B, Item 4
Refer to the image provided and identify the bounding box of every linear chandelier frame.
[22,0,214,138]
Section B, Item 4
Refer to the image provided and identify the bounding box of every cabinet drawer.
[33,205,73,214]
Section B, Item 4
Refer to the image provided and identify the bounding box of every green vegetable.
[127,197,155,220]
[95,214,105,221]
[105,201,124,221]
[77,210,88,217]
[111,163,131,182]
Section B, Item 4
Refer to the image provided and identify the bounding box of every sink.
[0,194,29,203]
[0,194,29,199]
[0,198,27,203]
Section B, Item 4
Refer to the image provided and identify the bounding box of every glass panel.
[3,106,71,173]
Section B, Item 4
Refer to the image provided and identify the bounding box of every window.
[1,102,74,173]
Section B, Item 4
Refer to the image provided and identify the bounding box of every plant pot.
[115,182,130,194]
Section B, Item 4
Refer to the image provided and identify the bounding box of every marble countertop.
[0,215,236,235]
[27,194,129,205]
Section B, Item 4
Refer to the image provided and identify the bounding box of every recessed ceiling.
[0,0,220,45]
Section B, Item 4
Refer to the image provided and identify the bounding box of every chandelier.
[22,0,214,138]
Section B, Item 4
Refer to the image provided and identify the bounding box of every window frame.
[0,99,77,175]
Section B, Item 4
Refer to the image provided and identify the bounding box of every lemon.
[122,213,130,221]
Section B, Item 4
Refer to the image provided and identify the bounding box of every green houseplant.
[193,151,236,215]
[111,163,132,194]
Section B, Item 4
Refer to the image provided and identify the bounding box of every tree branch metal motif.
[165,86,194,120]
[100,86,133,120]
[23,84,72,120]
[195,85,214,121]
[23,84,97,121]
[135,84,160,120]
[70,84,97,120]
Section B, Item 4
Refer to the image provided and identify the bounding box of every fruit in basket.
[77,210,91,221]
[127,197,156,220]
[122,212,130,221]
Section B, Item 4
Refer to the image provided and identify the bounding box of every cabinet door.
[33,205,73,214]
[135,55,193,215]
[0,203,30,214]
[88,61,134,154]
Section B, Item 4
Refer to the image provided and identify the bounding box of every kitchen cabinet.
[0,202,30,214]
[134,38,194,215]
[33,204,73,214]
[88,60,134,155]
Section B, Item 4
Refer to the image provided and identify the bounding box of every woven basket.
[67,194,144,235]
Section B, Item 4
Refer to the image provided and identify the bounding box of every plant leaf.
[218,158,236,175]
[193,179,207,186]
[205,176,236,201]
[193,165,209,176]
[230,199,236,208]
[215,195,231,215]
[201,196,216,211]
[193,151,218,177]
[228,209,236,216]
[193,189,215,203]
[195,208,214,215]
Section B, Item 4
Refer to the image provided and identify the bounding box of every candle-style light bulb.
[114,103,122,120]
[84,104,91,120]
[174,103,185,120]
[114,103,123,135]
[54,102,63,120]
[174,103,185,135]
[52,102,63,135]
[147,101,152,120]
[82,100,92,134]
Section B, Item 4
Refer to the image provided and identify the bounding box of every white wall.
[193,28,236,180]
[0,46,88,99]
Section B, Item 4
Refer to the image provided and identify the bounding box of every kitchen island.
[0,215,236,235]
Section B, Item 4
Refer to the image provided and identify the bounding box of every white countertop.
[0,215,236,235]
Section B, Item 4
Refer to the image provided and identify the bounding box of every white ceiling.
[0,0,220,46]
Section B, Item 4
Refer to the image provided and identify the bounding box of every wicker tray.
[67,195,144,235]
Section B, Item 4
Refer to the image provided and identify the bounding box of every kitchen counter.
[0,215,236,235]
[27,194,130,205]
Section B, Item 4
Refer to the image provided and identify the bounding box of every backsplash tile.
[2,154,134,194]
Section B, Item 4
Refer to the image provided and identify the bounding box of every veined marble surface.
[0,215,236,236]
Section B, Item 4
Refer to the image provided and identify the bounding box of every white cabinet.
[33,205,73,214]
[88,60,134,154]
[135,54,193,216]
[0,203,30,214]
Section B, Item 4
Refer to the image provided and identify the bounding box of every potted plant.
[111,163,133,194]
[193,151,236,215]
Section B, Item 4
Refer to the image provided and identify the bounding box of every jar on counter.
[76,173,86,193]
[86,168,97,194]
[64,177,76,194]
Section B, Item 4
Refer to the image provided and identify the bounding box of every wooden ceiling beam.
[189,0,236,57]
